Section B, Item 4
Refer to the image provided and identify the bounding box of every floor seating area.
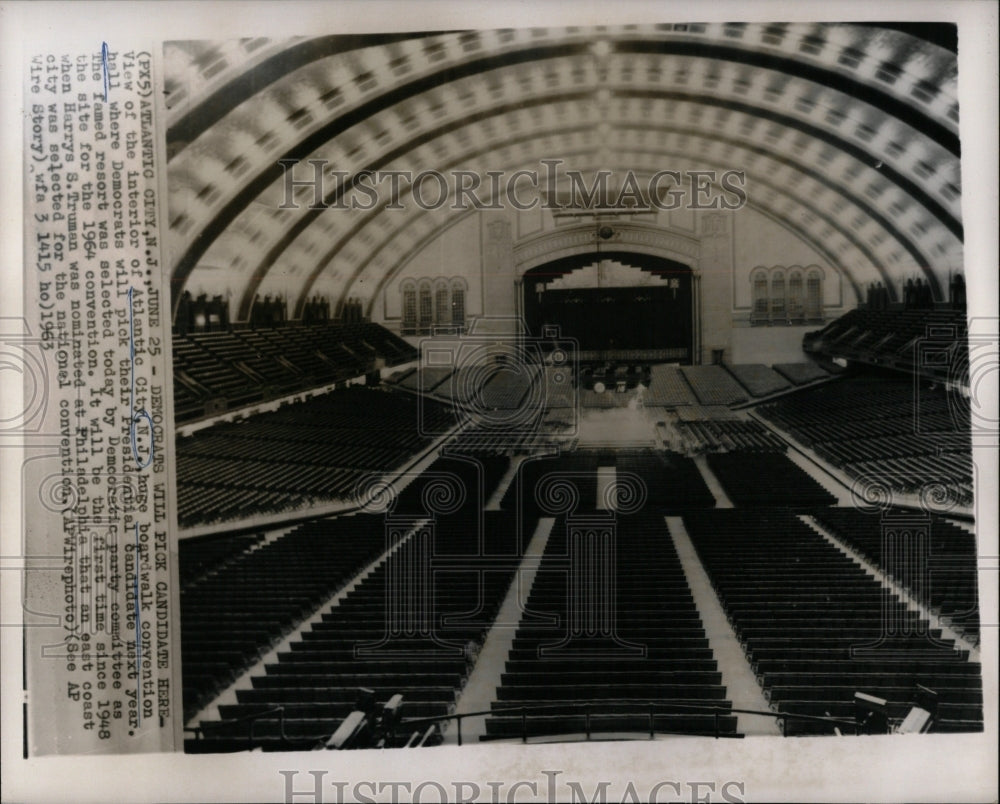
[483,511,737,740]
[812,507,979,642]
[772,362,831,385]
[706,451,838,508]
[429,364,542,411]
[176,387,454,527]
[682,509,983,734]
[676,419,786,454]
[394,454,511,523]
[680,365,749,406]
[500,449,714,516]
[756,373,973,507]
[500,452,603,524]
[614,450,717,510]
[646,364,698,407]
[180,514,388,724]
[393,366,455,393]
[173,322,416,422]
[646,362,828,409]
[724,364,792,398]
[187,507,529,752]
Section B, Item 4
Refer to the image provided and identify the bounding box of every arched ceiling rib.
[164,23,962,321]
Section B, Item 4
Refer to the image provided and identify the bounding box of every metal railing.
[185,699,870,750]
[398,701,860,746]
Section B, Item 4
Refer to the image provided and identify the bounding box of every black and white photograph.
[2,2,997,802]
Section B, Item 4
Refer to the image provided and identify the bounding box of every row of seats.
[646,365,698,407]
[180,514,389,723]
[682,509,982,734]
[500,450,715,516]
[680,366,749,406]
[676,420,786,454]
[187,508,530,752]
[725,364,792,397]
[646,362,827,410]
[812,507,979,641]
[772,362,831,385]
[173,322,417,421]
[178,532,265,589]
[176,387,455,527]
[756,373,973,507]
[615,450,718,509]
[706,452,838,508]
[483,512,738,740]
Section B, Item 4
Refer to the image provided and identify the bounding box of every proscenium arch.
[521,250,694,281]
[512,225,700,277]
[520,250,695,357]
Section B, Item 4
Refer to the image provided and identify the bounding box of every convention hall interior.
[162,23,982,752]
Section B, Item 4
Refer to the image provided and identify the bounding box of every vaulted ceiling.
[163,23,962,322]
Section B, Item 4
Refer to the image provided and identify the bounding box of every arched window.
[400,281,417,335]
[771,270,786,323]
[771,271,787,321]
[434,282,450,328]
[788,270,804,323]
[806,269,823,321]
[751,269,769,325]
[418,281,433,334]
[450,279,467,333]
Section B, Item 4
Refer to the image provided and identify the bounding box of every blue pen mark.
[134,522,142,726]
[101,42,110,102]
[128,287,155,469]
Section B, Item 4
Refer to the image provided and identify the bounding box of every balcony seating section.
[173,322,417,422]
[483,512,737,740]
[646,364,698,407]
[725,364,792,398]
[804,308,968,379]
[680,366,749,406]
[756,374,973,507]
[676,420,786,454]
[187,509,528,752]
[772,362,830,385]
[173,375,210,422]
[176,387,455,527]
[812,507,979,642]
[178,532,266,589]
[706,452,837,508]
[172,336,264,412]
[682,509,983,734]
[180,513,388,725]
